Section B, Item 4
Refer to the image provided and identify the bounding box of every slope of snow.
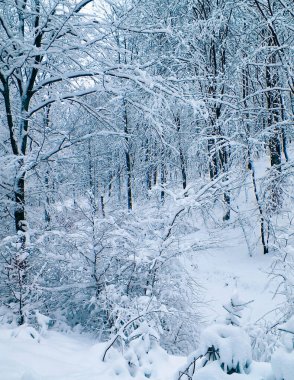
[190,232,282,324]
[182,203,284,326]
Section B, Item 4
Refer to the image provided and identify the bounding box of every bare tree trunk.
[14,161,28,324]
[175,116,187,190]
[160,146,166,204]
[265,30,282,214]
[248,154,269,255]
[123,99,132,210]
[44,168,51,227]
[145,138,152,191]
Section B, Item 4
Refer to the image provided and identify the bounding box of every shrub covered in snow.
[102,316,169,379]
[271,316,294,380]
[177,293,255,380]
[177,323,253,380]
[10,324,41,342]
[124,321,167,378]
[249,322,279,362]
[198,324,252,374]
[223,292,253,327]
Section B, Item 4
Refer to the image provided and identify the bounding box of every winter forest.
[0,0,294,379]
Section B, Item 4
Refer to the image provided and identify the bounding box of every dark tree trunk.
[44,167,51,226]
[265,30,282,214]
[14,164,28,324]
[208,134,218,180]
[266,61,281,170]
[123,99,132,210]
[145,139,152,191]
[243,64,269,254]
[175,116,187,190]
[14,173,26,238]
[160,145,166,204]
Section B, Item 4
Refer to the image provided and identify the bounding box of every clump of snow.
[124,321,168,378]
[193,361,275,380]
[177,292,255,380]
[21,371,38,380]
[271,315,294,380]
[272,349,294,380]
[197,324,252,374]
[177,322,253,380]
[35,310,51,336]
[104,319,171,379]
[10,324,41,342]
[249,324,278,362]
[223,291,253,326]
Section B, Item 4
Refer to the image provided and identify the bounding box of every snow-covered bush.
[10,324,41,342]
[34,311,51,336]
[102,310,169,379]
[178,323,253,380]
[0,232,48,326]
[249,324,279,362]
[41,201,201,351]
[199,324,252,375]
[271,316,294,380]
[222,293,278,362]
[178,293,254,380]
[223,292,253,327]
[0,185,202,353]
[124,321,167,378]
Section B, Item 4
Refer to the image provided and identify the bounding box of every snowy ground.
[0,326,185,380]
[190,228,283,325]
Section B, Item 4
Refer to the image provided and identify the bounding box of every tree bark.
[123,99,132,210]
